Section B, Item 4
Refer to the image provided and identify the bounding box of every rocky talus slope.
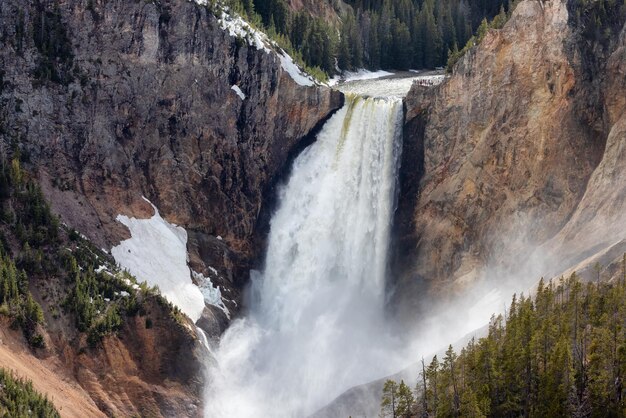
[397,0,626,320]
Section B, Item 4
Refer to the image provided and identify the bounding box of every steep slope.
[0,158,204,417]
[0,0,342,330]
[0,367,61,417]
[397,0,626,320]
[539,20,626,268]
[286,0,345,23]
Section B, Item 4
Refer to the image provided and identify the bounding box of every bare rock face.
[65,297,205,417]
[540,20,626,268]
[0,0,342,317]
[397,0,626,320]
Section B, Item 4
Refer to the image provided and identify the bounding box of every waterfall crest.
[205,94,404,418]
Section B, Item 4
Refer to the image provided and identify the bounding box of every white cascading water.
[205,94,405,417]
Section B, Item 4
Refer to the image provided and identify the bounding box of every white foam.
[206,96,405,417]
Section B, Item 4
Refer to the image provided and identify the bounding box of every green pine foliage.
[0,368,59,417]
[217,0,517,79]
[61,250,139,347]
[446,5,508,72]
[0,250,45,348]
[217,0,336,80]
[338,0,514,72]
[0,158,48,348]
[0,151,193,352]
[383,270,626,417]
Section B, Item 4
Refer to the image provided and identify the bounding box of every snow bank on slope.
[111,198,205,322]
[193,1,315,86]
[276,51,315,86]
[215,9,268,51]
[328,69,394,86]
[231,85,246,100]
[193,270,230,319]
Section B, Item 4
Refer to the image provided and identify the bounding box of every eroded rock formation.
[397,0,626,320]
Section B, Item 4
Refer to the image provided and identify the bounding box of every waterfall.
[205,94,404,418]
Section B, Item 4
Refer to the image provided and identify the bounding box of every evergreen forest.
[381,269,626,417]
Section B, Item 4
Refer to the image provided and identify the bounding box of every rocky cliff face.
[0,0,341,414]
[56,296,204,417]
[0,0,341,320]
[0,286,204,417]
[397,0,626,320]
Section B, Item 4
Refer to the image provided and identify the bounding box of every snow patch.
[193,270,230,319]
[276,51,315,87]
[193,1,316,86]
[231,85,246,100]
[111,197,205,322]
[216,9,268,52]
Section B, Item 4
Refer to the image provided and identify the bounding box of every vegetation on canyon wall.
[0,368,59,417]
[220,0,517,77]
[381,265,626,417]
[0,153,186,349]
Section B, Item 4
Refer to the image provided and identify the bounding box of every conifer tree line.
[381,266,626,417]
[0,249,45,348]
[0,156,50,348]
[224,0,513,76]
[336,0,510,71]
[0,368,59,417]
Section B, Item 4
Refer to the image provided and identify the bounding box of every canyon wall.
[0,0,342,322]
[397,0,626,319]
[0,0,341,414]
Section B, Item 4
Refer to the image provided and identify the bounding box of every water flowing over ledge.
[205,94,405,417]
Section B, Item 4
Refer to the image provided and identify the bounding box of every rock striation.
[397,0,626,320]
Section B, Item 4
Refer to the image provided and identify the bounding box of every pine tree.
[369,12,381,68]
[422,1,443,68]
[390,19,411,69]
[396,380,414,417]
[443,344,461,417]
[476,17,489,41]
[426,355,440,416]
[381,379,399,418]
[386,273,626,417]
